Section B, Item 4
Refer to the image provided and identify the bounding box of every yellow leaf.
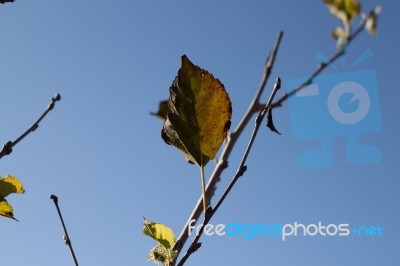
[0,175,25,198]
[324,0,361,23]
[162,55,232,166]
[0,198,18,221]
[343,0,361,22]
[143,218,175,249]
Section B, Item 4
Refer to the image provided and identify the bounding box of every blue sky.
[1,1,399,265]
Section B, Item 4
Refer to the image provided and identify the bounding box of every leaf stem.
[199,165,207,216]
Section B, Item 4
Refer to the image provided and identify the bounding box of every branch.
[171,31,284,262]
[50,194,79,266]
[177,78,281,266]
[271,10,373,109]
[172,9,377,264]
[0,93,61,160]
[0,0,16,4]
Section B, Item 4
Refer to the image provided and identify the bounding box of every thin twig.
[171,31,284,263]
[271,11,372,109]
[0,93,61,159]
[50,194,79,266]
[213,78,281,217]
[0,0,16,4]
[177,78,281,266]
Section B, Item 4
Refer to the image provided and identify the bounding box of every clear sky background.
[1,1,399,265]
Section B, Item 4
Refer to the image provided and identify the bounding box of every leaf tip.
[181,54,190,63]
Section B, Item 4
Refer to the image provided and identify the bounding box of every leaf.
[0,175,25,198]
[0,198,18,221]
[331,27,345,40]
[161,55,232,166]
[147,244,168,264]
[324,0,361,24]
[143,218,175,250]
[365,6,382,36]
[330,26,349,49]
[0,175,24,221]
[266,109,281,135]
[151,100,169,121]
[143,218,177,265]
[147,244,177,266]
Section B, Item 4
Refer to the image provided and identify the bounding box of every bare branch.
[0,93,61,160]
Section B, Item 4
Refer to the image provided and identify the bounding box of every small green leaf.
[161,55,232,167]
[143,218,175,250]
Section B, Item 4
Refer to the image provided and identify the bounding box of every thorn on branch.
[48,93,62,110]
[189,242,202,254]
[238,165,247,177]
[50,194,58,204]
[54,93,62,101]
[220,159,228,169]
[275,77,281,90]
[255,114,262,124]
[205,206,213,220]
[63,235,71,245]
[1,141,13,156]
[209,186,217,201]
